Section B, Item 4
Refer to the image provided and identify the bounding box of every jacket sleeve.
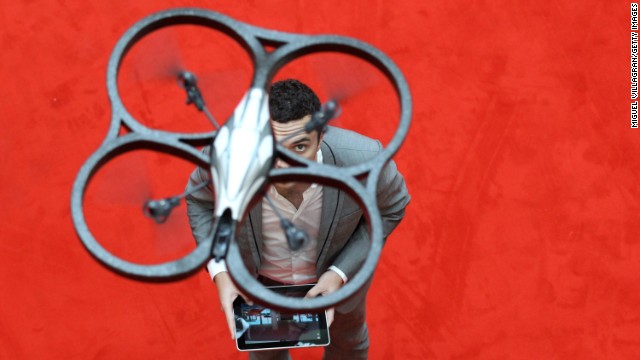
[331,156,411,279]
[184,163,215,245]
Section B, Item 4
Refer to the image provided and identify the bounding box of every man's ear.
[317,130,325,149]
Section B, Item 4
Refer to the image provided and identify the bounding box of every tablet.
[232,284,331,351]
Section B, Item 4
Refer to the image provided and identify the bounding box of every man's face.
[271,115,323,192]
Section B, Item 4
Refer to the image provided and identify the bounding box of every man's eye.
[294,144,307,152]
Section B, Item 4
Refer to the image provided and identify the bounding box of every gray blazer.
[185,126,410,312]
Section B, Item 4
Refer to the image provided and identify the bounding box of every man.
[185,79,410,359]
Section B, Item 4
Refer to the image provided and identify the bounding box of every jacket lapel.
[316,141,343,267]
[247,203,263,268]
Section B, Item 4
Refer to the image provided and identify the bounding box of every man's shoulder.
[321,126,381,166]
[323,126,380,149]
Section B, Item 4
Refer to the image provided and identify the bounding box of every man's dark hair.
[269,79,321,123]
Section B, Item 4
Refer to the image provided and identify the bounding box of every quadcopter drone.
[71,8,411,312]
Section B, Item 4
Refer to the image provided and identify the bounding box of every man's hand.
[305,270,344,327]
[213,272,252,340]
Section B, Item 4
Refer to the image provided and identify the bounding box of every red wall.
[1,1,638,359]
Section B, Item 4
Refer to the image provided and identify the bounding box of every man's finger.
[221,301,236,340]
[326,308,335,328]
[239,292,254,306]
[305,284,323,298]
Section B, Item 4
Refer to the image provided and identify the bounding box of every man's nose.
[275,158,290,169]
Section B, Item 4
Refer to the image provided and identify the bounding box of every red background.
[1,1,638,359]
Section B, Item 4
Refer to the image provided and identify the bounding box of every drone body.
[209,87,273,260]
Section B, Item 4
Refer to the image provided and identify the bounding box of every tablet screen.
[233,284,330,351]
